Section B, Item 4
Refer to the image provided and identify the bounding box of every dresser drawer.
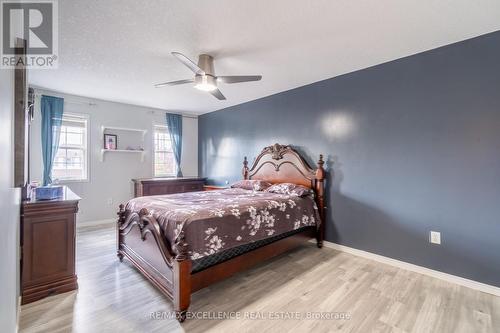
[184,182,204,192]
[133,177,206,197]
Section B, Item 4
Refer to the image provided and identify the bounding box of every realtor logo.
[1,0,58,68]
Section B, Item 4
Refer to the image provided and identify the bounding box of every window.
[52,113,89,182]
[154,125,176,176]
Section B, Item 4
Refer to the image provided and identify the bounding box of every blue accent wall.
[198,31,500,287]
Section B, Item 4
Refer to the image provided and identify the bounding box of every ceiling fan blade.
[171,52,205,75]
[209,88,226,100]
[154,79,193,88]
[216,75,262,84]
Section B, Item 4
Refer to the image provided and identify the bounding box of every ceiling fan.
[154,52,262,100]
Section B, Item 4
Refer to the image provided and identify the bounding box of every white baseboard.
[77,218,115,228]
[16,296,21,333]
[321,240,500,297]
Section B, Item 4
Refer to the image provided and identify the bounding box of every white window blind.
[153,125,176,177]
[52,113,89,182]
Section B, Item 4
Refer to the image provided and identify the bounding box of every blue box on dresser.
[35,185,64,200]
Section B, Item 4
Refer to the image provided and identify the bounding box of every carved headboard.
[242,143,324,188]
[242,144,326,239]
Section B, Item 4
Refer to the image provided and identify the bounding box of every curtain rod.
[33,92,97,106]
[171,113,198,119]
[32,89,199,118]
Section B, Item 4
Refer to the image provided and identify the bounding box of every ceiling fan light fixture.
[154,52,263,100]
[194,83,217,91]
[194,75,217,91]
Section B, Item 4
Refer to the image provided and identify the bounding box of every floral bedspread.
[126,188,320,260]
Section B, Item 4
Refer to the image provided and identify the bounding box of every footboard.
[116,203,317,323]
[116,205,191,321]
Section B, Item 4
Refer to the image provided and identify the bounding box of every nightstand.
[203,185,229,191]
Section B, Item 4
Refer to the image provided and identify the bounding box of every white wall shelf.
[100,149,146,162]
[101,125,147,140]
[100,126,147,162]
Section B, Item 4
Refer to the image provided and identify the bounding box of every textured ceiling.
[29,0,500,114]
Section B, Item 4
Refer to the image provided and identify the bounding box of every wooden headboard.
[242,143,326,245]
[242,143,324,188]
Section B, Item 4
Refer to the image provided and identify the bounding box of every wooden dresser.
[21,186,80,304]
[132,177,206,197]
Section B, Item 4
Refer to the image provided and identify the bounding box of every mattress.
[125,188,320,261]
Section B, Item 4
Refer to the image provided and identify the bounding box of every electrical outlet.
[107,197,113,206]
[429,231,441,245]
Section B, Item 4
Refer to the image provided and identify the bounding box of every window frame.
[152,124,177,177]
[51,112,90,183]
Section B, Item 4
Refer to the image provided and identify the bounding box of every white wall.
[30,89,198,222]
[0,68,21,331]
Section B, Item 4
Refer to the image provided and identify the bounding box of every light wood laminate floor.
[19,223,500,333]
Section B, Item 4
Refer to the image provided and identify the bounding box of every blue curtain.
[41,95,64,185]
[166,113,183,177]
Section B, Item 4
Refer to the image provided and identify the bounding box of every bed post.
[315,154,326,248]
[116,204,126,262]
[173,260,191,322]
[242,156,249,179]
[172,236,192,322]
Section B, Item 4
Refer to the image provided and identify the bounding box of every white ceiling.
[29,0,500,114]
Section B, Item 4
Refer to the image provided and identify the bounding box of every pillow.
[265,183,311,197]
[230,180,272,191]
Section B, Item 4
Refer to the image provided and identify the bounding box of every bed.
[116,143,326,321]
